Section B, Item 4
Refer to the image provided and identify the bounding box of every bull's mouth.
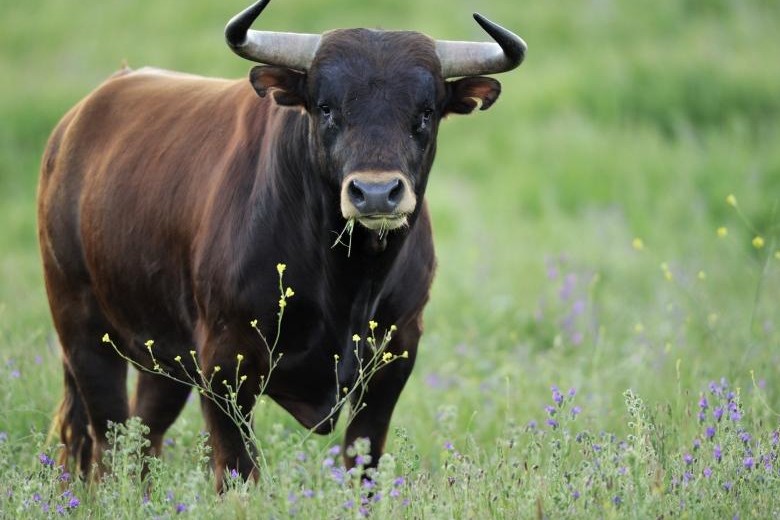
[356,214,409,232]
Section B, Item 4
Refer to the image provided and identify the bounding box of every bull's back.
[38,68,265,339]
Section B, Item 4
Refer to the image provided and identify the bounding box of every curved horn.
[225,0,321,71]
[436,13,527,78]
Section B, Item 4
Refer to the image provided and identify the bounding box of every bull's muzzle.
[340,171,416,231]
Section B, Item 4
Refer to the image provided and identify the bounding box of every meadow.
[2,0,780,517]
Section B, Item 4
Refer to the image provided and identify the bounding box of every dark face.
[250,29,502,232]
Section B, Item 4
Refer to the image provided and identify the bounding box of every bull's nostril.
[348,180,365,205]
[387,179,403,205]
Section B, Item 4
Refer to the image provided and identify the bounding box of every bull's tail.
[51,364,93,476]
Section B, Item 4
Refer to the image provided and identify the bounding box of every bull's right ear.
[249,66,307,107]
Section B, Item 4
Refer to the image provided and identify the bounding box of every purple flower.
[343,499,354,510]
[56,505,65,515]
[229,468,239,479]
[68,497,80,508]
[390,488,400,498]
[683,471,693,483]
[713,407,724,421]
[571,406,582,417]
[693,439,701,450]
[362,479,375,490]
[303,489,314,498]
[714,445,722,463]
[544,405,556,416]
[393,477,405,487]
[730,410,742,422]
[572,490,580,500]
[444,441,454,451]
[697,411,706,422]
[355,455,368,466]
[10,369,20,379]
[592,444,602,453]
[699,396,708,410]
[322,457,334,468]
[551,386,563,405]
[33,493,41,503]
[703,467,712,478]
[743,456,754,470]
[38,453,54,467]
[60,471,70,482]
[568,387,576,398]
[328,445,341,456]
[683,453,693,466]
[372,492,382,503]
[705,426,716,440]
[773,430,779,446]
[175,503,187,513]
[163,438,175,447]
[739,431,751,444]
[612,495,622,506]
[296,451,306,462]
[723,481,733,492]
[546,418,558,429]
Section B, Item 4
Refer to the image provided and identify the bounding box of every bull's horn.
[436,13,527,78]
[225,0,321,71]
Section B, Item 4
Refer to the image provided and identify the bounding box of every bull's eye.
[318,104,331,117]
[414,108,434,134]
[318,103,336,128]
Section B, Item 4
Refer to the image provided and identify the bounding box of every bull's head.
[226,0,526,233]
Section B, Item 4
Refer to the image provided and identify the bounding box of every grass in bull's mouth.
[331,218,355,257]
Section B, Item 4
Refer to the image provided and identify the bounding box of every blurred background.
[1,0,779,459]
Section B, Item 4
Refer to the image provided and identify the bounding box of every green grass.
[2,0,780,517]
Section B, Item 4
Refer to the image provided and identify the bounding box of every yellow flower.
[352,334,361,342]
[145,339,154,348]
[174,355,182,362]
[697,271,706,281]
[382,352,393,363]
[401,351,409,359]
[726,194,737,207]
[276,263,286,275]
[236,353,244,362]
[189,350,196,357]
[240,375,247,382]
[632,238,644,251]
[102,333,110,343]
[369,320,378,331]
[716,227,728,238]
[334,354,340,361]
[342,386,349,394]
[250,319,258,328]
[390,325,397,332]
[752,236,765,249]
[279,298,287,309]
[285,287,294,298]
[213,366,221,372]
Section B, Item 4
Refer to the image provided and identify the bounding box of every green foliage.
[2,0,780,518]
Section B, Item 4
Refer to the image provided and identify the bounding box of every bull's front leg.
[199,339,261,492]
[343,319,419,470]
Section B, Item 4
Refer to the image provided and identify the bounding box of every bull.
[37,0,525,490]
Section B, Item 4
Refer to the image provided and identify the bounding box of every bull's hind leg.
[343,317,420,469]
[49,288,129,477]
[130,372,192,456]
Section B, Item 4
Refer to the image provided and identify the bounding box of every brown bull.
[37,0,525,490]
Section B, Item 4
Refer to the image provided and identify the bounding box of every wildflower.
[145,340,154,348]
[250,319,258,327]
[277,263,286,275]
[322,457,334,468]
[551,385,563,405]
[39,453,55,467]
[705,426,715,440]
[401,351,409,358]
[703,467,712,478]
[571,406,582,417]
[568,387,576,397]
[390,488,401,498]
[279,298,286,308]
[288,492,298,504]
[546,418,558,429]
[352,334,361,342]
[714,445,722,463]
[444,441,454,451]
[743,456,754,470]
[333,354,339,361]
[699,396,708,410]
[717,227,728,238]
[726,194,737,207]
[393,477,405,487]
[102,333,110,343]
[683,453,693,466]
[285,287,294,298]
[355,455,368,466]
[612,496,622,506]
[723,481,733,492]
[236,354,244,362]
[572,490,580,500]
[328,445,341,456]
[752,236,765,249]
[175,503,187,513]
[632,238,644,251]
[68,497,80,508]
[174,355,181,362]
[303,489,314,498]
[369,320,378,330]
[544,405,556,416]
[713,407,724,421]
[60,471,71,482]
[683,471,693,483]
[773,430,779,446]
[693,438,701,450]
[739,431,751,444]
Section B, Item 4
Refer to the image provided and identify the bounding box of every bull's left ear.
[249,66,307,107]
[444,76,501,115]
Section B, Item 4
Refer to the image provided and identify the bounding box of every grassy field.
[2,0,780,517]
